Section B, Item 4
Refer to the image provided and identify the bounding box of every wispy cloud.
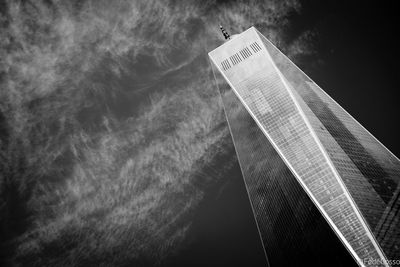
[0,0,309,265]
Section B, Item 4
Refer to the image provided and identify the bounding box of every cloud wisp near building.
[209,27,400,267]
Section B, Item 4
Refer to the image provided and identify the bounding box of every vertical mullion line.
[254,28,389,267]
[209,58,271,267]
[222,36,364,266]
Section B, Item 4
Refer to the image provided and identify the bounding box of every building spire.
[219,25,231,40]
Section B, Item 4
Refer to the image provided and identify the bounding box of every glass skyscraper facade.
[209,27,400,267]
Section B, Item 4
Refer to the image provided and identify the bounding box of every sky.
[0,0,398,266]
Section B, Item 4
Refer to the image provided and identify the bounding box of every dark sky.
[164,1,399,266]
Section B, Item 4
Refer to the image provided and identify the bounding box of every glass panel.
[211,63,356,266]
[208,27,393,266]
[259,31,400,260]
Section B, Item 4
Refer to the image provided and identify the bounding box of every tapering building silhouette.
[209,27,400,267]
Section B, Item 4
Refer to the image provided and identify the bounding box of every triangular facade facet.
[209,27,400,267]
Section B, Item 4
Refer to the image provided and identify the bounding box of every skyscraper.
[209,27,400,267]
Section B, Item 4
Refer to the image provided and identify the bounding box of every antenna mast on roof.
[219,25,231,40]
